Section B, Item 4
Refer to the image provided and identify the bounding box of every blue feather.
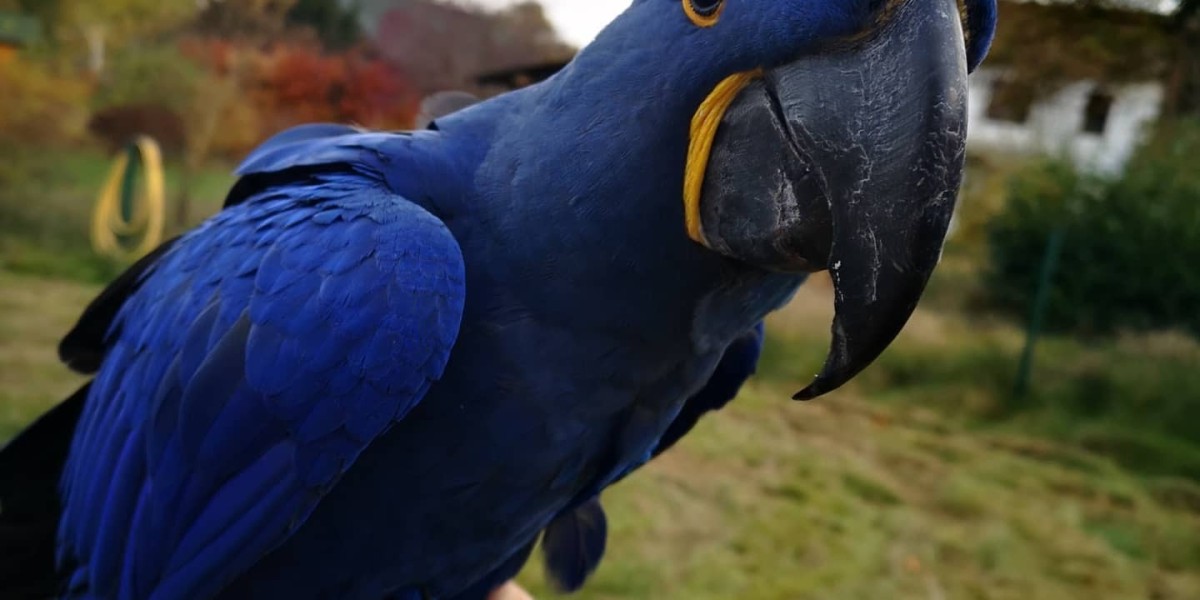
[538,324,765,592]
[57,174,467,598]
[542,498,608,593]
[653,322,766,457]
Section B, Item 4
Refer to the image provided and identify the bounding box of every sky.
[473,0,629,48]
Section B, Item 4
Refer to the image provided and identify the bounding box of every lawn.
[2,267,1197,600]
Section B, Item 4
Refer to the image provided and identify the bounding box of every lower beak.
[697,0,969,399]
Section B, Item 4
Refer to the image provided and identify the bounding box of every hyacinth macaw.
[0,0,996,598]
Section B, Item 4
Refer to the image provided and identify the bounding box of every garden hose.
[91,136,165,260]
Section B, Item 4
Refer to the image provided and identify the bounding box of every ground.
[2,266,1197,600]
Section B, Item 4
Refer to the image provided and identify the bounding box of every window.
[986,78,1036,124]
[1083,89,1114,135]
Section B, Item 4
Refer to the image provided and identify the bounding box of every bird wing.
[57,170,466,600]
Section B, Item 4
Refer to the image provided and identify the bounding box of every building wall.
[967,69,1164,174]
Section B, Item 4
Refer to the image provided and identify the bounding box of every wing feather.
[58,174,466,599]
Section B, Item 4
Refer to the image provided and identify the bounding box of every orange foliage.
[341,59,413,126]
[175,38,418,157]
[255,45,418,133]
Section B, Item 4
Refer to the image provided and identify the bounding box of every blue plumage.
[652,323,766,458]
[542,498,608,593]
[537,322,765,592]
[57,175,465,598]
[0,1,1000,597]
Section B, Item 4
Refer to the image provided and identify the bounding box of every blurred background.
[1,1,1198,598]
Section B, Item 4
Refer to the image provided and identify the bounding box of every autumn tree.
[255,45,417,130]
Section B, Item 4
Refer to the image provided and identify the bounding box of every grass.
[0,271,91,440]
[2,266,1197,600]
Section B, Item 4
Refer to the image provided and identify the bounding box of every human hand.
[488,581,534,600]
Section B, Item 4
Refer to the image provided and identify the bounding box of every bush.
[254,45,418,133]
[93,44,205,115]
[0,57,90,142]
[0,56,90,184]
[985,120,1200,337]
[87,104,187,156]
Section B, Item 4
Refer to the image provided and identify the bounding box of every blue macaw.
[0,0,995,598]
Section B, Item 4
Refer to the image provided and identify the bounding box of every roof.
[0,11,40,47]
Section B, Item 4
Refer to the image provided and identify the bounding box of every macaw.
[0,0,996,598]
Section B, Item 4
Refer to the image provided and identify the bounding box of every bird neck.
[426,53,800,346]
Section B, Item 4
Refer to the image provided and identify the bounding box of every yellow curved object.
[91,136,165,260]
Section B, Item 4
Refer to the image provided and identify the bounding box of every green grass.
[0,271,91,440]
[512,375,1200,599]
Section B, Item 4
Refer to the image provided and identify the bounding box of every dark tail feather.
[59,238,177,374]
[0,383,88,598]
[541,498,608,593]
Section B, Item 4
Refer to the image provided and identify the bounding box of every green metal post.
[1014,227,1067,398]
[119,143,140,224]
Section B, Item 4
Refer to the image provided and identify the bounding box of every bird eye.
[683,0,724,27]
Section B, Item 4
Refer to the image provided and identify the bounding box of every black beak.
[699,0,969,399]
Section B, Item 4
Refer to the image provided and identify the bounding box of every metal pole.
[1014,226,1067,398]
[119,142,140,225]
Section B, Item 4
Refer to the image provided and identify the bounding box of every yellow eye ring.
[683,0,724,28]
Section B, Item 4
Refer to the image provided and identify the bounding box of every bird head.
[440,0,997,400]
[573,0,996,399]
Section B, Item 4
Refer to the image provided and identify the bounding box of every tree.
[488,2,574,68]
[3,0,197,74]
[986,119,1200,337]
[1165,0,1200,116]
[62,0,194,41]
[190,0,298,42]
[253,44,417,131]
[93,43,205,115]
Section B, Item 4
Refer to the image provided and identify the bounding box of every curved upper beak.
[698,0,969,399]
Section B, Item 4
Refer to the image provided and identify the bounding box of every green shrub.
[0,56,90,185]
[94,44,205,115]
[985,120,1200,337]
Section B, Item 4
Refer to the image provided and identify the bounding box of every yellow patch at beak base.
[683,70,762,246]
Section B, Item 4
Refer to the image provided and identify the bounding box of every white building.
[967,70,1164,175]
